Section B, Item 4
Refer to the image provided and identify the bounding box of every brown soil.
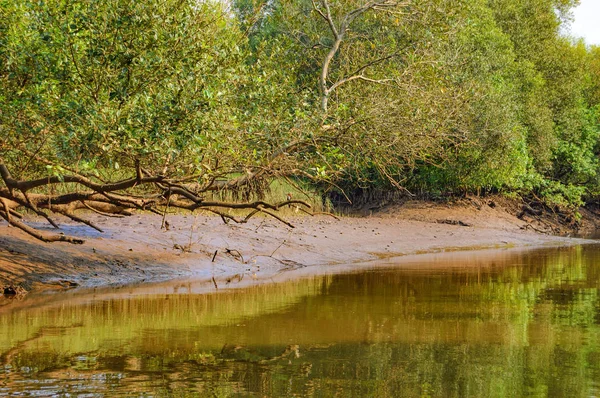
[0,197,597,294]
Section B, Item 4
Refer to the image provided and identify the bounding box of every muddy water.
[2,245,600,397]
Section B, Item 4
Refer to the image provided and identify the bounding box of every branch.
[0,208,84,244]
[204,208,244,224]
[329,75,395,93]
[53,209,104,233]
[312,0,332,33]
[253,208,296,228]
[0,156,335,244]
[313,0,402,113]
[80,201,129,218]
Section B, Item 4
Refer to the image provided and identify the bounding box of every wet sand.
[0,199,596,293]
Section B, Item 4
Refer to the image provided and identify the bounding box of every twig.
[225,248,245,263]
[161,191,171,230]
[270,240,287,257]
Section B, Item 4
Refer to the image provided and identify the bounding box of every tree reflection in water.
[2,245,600,397]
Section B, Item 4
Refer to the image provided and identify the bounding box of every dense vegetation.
[238,0,600,206]
[0,0,599,241]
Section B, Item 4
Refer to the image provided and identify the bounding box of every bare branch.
[0,157,325,244]
[0,202,84,244]
[204,208,244,224]
[329,75,396,93]
[311,0,329,27]
[53,209,104,233]
[258,208,296,228]
[318,0,339,39]
[313,0,404,113]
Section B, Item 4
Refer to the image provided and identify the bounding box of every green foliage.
[486,0,599,205]
[0,0,279,185]
[230,0,600,208]
[588,46,600,106]
[413,0,530,192]
[2,0,600,209]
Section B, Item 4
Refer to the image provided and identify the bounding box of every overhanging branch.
[0,159,319,244]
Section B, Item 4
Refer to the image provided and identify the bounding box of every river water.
[2,244,600,397]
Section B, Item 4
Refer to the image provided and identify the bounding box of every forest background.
[1,0,600,242]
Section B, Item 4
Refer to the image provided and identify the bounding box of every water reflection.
[2,245,600,396]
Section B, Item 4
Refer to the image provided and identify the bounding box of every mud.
[0,199,597,294]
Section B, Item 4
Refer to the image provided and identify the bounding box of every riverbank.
[0,197,597,294]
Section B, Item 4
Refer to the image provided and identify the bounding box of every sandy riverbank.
[0,198,597,293]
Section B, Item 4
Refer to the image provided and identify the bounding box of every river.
[1,244,600,397]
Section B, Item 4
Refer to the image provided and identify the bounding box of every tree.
[241,0,537,199]
[488,0,599,206]
[0,0,309,243]
[588,46,600,107]
[2,0,599,245]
